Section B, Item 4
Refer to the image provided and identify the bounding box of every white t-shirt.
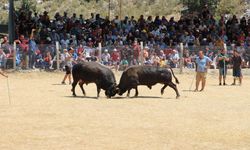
[65,52,73,67]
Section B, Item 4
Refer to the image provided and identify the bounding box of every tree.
[19,0,37,12]
[182,0,219,14]
[215,0,244,17]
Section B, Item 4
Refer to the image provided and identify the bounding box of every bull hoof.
[73,94,77,97]
[161,91,164,95]
[176,95,180,99]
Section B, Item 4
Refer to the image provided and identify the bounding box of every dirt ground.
[1,69,250,150]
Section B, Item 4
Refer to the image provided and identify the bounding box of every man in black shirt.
[231,50,243,85]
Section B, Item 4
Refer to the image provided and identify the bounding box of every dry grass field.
[1,69,250,150]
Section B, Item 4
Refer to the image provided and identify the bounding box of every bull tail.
[169,67,179,84]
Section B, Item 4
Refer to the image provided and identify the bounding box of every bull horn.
[116,87,120,93]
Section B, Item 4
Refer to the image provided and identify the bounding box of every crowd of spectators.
[0,5,250,70]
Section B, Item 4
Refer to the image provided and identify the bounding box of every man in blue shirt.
[195,51,212,92]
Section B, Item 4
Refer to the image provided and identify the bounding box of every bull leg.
[78,81,86,96]
[168,82,180,99]
[96,86,101,99]
[161,84,168,95]
[127,89,131,97]
[71,80,78,97]
[134,87,139,97]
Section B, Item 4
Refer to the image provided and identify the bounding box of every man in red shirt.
[133,41,140,65]
[14,35,29,69]
[111,48,120,71]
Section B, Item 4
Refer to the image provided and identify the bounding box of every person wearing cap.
[41,11,50,27]
[61,47,74,84]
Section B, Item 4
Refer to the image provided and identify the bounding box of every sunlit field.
[1,69,250,150]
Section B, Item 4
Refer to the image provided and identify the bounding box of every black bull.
[117,66,180,99]
[71,63,180,99]
[71,62,117,98]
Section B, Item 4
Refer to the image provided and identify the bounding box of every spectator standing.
[101,49,110,66]
[194,51,212,92]
[111,48,120,71]
[29,29,38,69]
[1,36,13,59]
[0,48,8,78]
[15,34,29,69]
[61,48,74,84]
[218,49,230,85]
[169,50,180,68]
[43,51,52,69]
[231,50,243,85]
[0,48,7,69]
[132,41,140,65]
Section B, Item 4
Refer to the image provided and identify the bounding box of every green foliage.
[182,0,219,13]
[215,0,245,17]
[19,0,37,11]
[0,0,247,24]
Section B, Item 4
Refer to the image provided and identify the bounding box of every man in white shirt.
[61,48,74,84]
[169,50,180,68]
[101,49,110,66]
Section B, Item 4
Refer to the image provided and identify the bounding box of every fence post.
[98,43,102,63]
[140,41,143,66]
[180,43,184,74]
[13,42,16,70]
[56,41,60,70]
[224,43,227,51]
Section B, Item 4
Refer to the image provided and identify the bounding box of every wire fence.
[1,41,250,72]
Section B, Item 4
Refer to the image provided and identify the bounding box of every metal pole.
[140,41,143,65]
[98,43,102,63]
[7,77,11,105]
[223,43,227,77]
[8,0,15,44]
[56,41,60,70]
[13,42,16,69]
[180,43,184,74]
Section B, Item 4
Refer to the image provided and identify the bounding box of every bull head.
[105,85,117,98]
[116,86,121,95]
[116,85,126,96]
